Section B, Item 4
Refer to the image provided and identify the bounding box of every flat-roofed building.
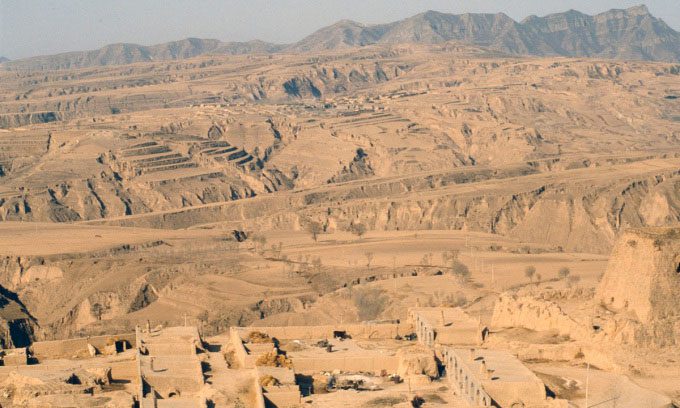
[442,347,566,408]
[408,307,487,346]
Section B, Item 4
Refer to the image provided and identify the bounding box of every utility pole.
[585,362,590,408]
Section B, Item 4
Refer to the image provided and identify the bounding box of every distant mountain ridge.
[3,38,284,70]
[4,5,680,70]
[293,5,680,61]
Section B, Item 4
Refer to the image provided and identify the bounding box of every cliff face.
[0,283,37,348]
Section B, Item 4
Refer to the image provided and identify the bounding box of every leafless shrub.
[365,251,374,269]
[354,287,388,321]
[451,260,470,282]
[525,265,536,282]
[349,222,367,239]
[558,266,571,280]
[306,221,323,242]
[566,274,581,288]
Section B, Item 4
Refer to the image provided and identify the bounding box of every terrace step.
[130,153,183,164]
[122,145,171,157]
[135,157,191,169]
[142,162,198,174]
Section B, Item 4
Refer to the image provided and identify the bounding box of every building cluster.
[0,307,570,407]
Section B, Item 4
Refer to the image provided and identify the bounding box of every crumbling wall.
[236,323,411,341]
[491,294,591,340]
[31,333,135,360]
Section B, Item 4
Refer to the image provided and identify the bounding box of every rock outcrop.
[0,286,37,348]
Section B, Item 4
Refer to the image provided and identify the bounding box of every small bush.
[223,350,237,368]
[558,267,571,280]
[423,393,448,404]
[247,331,272,344]
[255,351,292,368]
[349,222,367,238]
[260,375,281,386]
[445,292,468,307]
[566,275,581,288]
[365,396,406,406]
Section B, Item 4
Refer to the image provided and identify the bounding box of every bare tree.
[354,287,388,321]
[451,260,470,283]
[252,234,267,254]
[91,303,104,321]
[365,252,374,269]
[306,221,323,242]
[197,310,209,323]
[441,250,460,265]
[524,265,536,282]
[311,257,323,273]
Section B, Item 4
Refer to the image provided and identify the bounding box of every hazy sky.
[1,0,678,59]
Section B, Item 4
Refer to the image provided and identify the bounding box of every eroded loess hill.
[1,44,679,254]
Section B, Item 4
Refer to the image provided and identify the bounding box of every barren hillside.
[0,19,679,406]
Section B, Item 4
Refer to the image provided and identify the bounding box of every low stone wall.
[292,355,399,375]
[230,328,259,369]
[252,369,266,408]
[31,333,136,360]
[237,323,412,341]
[0,355,137,384]
[263,385,300,408]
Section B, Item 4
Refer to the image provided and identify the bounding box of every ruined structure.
[491,294,591,341]
[442,348,566,408]
[408,307,486,346]
[137,325,205,407]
